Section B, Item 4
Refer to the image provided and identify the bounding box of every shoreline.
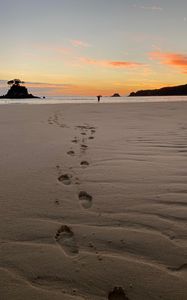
[1,95,187,106]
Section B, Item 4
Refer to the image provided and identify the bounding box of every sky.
[0,0,187,96]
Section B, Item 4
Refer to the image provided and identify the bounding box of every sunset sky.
[0,0,187,96]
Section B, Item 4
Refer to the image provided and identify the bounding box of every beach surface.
[0,102,187,300]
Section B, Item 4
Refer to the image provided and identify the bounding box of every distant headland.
[0,79,40,99]
[129,83,187,97]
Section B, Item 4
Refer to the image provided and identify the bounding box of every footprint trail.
[78,191,93,209]
[55,225,79,256]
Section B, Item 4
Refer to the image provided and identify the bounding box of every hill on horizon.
[129,83,187,97]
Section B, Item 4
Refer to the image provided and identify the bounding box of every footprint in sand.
[67,150,75,156]
[58,174,72,185]
[81,144,88,151]
[108,287,129,300]
[168,263,187,272]
[79,191,92,209]
[80,160,89,167]
[81,137,86,143]
[88,136,94,140]
[48,119,53,125]
[72,137,79,143]
[55,225,79,256]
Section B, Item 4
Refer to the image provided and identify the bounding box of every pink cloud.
[109,61,142,67]
[70,40,91,48]
[150,51,187,73]
[80,57,144,68]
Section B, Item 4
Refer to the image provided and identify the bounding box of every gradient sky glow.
[0,0,187,96]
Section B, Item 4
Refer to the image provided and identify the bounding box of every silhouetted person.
[97,95,102,102]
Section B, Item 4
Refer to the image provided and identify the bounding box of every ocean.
[0,95,187,104]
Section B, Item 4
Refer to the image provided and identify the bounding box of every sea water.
[0,95,187,105]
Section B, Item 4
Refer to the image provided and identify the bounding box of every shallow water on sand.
[1,95,187,104]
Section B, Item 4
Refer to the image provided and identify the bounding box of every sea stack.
[0,79,40,99]
[111,93,121,97]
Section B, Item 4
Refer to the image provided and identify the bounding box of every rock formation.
[129,83,187,97]
[111,93,121,97]
[0,79,40,99]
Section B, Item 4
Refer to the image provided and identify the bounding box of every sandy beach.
[0,101,187,300]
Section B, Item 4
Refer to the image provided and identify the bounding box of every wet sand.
[0,102,187,300]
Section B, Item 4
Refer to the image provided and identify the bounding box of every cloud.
[70,40,91,48]
[26,82,75,95]
[80,57,145,68]
[133,4,163,11]
[151,44,162,51]
[150,51,187,73]
[26,82,73,88]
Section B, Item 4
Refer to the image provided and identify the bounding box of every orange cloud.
[80,57,144,68]
[150,51,187,73]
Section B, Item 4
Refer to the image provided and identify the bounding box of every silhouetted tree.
[0,79,39,99]
[7,79,25,86]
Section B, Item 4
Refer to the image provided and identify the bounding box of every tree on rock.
[0,79,39,99]
[7,79,25,86]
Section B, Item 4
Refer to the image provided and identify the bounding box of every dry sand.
[0,102,187,300]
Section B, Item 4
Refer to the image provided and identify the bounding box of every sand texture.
[0,102,187,300]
